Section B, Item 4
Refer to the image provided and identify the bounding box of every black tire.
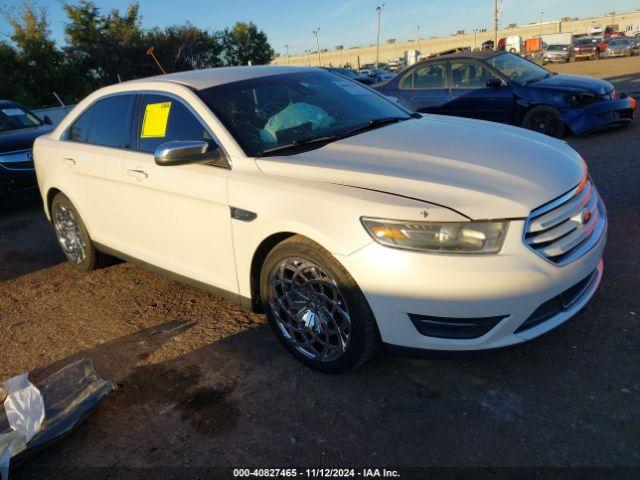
[260,235,379,373]
[51,192,113,271]
[521,105,566,138]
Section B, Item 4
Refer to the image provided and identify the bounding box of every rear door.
[395,61,450,113]
[445,60,514,123]
[59,94,136,245]
[118,93,238,294]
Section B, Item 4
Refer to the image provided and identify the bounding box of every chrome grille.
[0,149,34,171]
[524,180,606,265]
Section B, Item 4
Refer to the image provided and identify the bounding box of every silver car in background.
[605,38,632,58]
[543,44,571,64]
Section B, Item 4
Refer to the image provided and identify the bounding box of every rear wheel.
[521,105,566,138]
[260,235,379,373]
[51,192,113,271]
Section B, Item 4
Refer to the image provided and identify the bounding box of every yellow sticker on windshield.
[141,102,171,138]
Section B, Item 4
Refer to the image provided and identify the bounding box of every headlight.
[361,218,509,254]
[566,92,597,107]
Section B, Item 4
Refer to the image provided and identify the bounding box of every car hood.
[0,125,54,154]
[530,73,613,95]
[256,116,585,220]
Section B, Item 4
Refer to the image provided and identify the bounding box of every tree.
[144,24,222,74]
[62,1,144,93]
[1,1,275,108]
[221,22,274,66]
[0,0,64,107]
[0,42,20,101]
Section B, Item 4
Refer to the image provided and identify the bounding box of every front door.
[118,93,238,295]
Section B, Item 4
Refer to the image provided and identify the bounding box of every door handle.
[127,169,148,180]
[63,158,76,167]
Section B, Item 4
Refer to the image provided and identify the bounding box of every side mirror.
[486,78,505,88]
[43,115,53,125]
[154,140,221,166]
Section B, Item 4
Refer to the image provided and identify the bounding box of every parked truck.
[505,35,524,54]
[540,33,573,46]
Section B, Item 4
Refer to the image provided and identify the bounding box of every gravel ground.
[1,57,639,478]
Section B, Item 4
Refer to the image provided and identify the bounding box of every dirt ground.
[1,57,639,478]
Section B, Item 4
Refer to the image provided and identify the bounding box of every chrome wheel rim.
[268,257,352,362]
[53,202,86,265]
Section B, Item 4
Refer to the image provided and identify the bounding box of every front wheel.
[260,236,379,373]
[51,192,113,271]
[521,105,566,138]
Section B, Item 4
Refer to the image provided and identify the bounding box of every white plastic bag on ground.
[0,373,45,480]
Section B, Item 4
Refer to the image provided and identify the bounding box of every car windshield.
[486,53,550,85]
[0,105,42,132]
[547,44,568,51]
[332,68,358,79]
[198,71,411,157]
[609,39,630,46]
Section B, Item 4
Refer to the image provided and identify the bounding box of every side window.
[69,107,93,143]
[88,95,135,148]
[400,63,446,90]
[137,94,213,154]
[450,62,493,89]
[68,95,134,147]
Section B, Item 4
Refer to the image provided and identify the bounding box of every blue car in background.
[374,51,635,137]
[0,100,53,197]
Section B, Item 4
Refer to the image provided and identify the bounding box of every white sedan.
[34,66,606,372]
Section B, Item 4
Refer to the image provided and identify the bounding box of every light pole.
[284,44,289,65]
[539,10,544,36]
[375,4,384,68]
[493,0,498,50]
[416,25,421,53]
[312,28,321,66]
[473,28,479,50]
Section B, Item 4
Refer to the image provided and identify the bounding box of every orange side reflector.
[630,96,637,110]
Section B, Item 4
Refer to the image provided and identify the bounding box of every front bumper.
[605,50,631,57]
[0,168,37,196]
[338,218,606,351]
[0,149,37,196]
[562,95,635,135]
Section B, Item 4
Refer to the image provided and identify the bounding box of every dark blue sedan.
[374,51,635,137]
[0,100,54,197]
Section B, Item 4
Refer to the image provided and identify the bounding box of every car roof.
[0,100,20,108]
[126,65,313,91]
[425,50,501,61]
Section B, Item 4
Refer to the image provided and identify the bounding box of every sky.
[1,0,638,56]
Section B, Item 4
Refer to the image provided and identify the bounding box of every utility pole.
[493,0,498,50]
[416,25,421,53]
[473,28,479,50]
[313,28,321,66]
[285,44,289,64]
[375,4,384,68]
[540,10,544,36]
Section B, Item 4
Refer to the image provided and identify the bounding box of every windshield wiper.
[257,134,344,157]
[256,116,412,157]
[341,116,410,137]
